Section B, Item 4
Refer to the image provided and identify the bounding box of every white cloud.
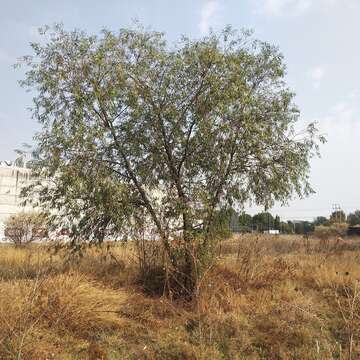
[199,0,221,35]
[309,66,326,89]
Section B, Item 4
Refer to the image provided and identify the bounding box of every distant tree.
[4,212,48,246]
[211,208,234,239]
[253,212,274,232]
[274,215,281,230]
[294,221,314,234]
[214,207,240,234]
[287,221,295,233]
[280,221,292,233]
[20,25,324,298]
[238,212,252,230]
[294,222,303,234]
[228,208,240,232]
[313,216,329,226]
[330,210,346,224]
[347,210,360,226]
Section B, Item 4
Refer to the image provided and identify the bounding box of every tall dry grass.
[1,234,360,359]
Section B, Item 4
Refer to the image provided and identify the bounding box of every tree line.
[220,209,360,235]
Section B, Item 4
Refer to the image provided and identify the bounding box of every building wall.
[0,165,34,239]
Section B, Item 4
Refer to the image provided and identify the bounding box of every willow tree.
[20,25,324,296]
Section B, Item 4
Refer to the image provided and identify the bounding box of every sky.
[0,0,359,220]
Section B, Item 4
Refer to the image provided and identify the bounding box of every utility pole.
[332,204,342,223]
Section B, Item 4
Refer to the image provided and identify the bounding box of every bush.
[314,223,348,240]
[4,212,48,246]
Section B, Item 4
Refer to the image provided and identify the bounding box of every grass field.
[1,234,360,359]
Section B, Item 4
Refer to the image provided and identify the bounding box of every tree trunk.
[182,212,196,300]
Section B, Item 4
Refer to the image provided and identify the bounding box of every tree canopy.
[313,216,329,226]
[252,212,274,232]
[330,210,346,224]
[20,25,324,292]
[347,210,360,226]
[238,212,253,229]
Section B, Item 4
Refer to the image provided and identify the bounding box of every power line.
[332,203,344,223]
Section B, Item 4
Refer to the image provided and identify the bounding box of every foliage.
[279,221,293,234]
[4,212,48,246]
[347,210,360,226]
[20,24,323,296]
[252,212,274,232]
[330,210,346,224]
[238,211,253,232]
[313,216,329,226]
[210,208,235,239]
[274,215,280,230]
[294,221,314,234]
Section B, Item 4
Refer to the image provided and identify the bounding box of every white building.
[263,229,280,235]
[0,162,34,239]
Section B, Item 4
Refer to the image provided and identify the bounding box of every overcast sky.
[0,0,359,220]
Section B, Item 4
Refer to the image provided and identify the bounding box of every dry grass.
[1,235,360,359]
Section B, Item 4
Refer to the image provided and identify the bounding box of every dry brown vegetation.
[1,234,360,359]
